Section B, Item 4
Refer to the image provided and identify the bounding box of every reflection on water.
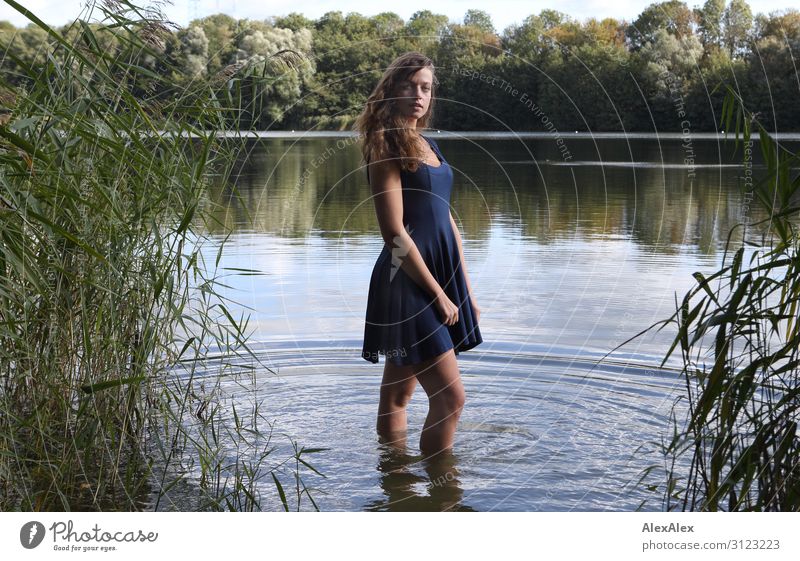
[207,134,794,251]
[152,343,687,511]
[153,135,797,511]
[365,439,475,512]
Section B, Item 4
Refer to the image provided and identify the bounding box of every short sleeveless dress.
[361,134,483,365]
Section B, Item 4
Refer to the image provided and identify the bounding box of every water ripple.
[158,340,686,511]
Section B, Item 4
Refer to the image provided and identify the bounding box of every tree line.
[1,0,797,132]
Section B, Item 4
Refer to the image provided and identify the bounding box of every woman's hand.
[434,291,459,326]
[470,295,481,325]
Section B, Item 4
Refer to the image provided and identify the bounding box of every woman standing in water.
[354,52,483,457]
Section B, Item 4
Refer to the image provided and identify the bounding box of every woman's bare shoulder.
[367,157,402,188]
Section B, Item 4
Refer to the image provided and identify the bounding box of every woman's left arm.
[449,211,480,321]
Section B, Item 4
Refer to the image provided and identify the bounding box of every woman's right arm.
[369,159,459,325]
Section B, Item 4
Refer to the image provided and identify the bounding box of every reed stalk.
[0,0,322,511]
[629,85,800,511]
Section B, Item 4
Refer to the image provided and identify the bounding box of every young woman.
[354,52,483,457]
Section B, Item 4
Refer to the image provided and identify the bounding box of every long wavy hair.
[353,52,439,178]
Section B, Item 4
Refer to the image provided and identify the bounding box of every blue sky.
[1,0,797,31]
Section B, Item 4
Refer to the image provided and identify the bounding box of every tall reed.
[0,0,322,511]
[629,86,800,511]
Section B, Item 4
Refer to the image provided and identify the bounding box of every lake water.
[150,133,797,511]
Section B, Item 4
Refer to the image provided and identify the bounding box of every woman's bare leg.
[413,348,465,456]
[376,359,418,446]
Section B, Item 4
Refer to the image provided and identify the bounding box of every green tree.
[501,10,572,61]
[627,1,696,50]
[303,11,404,130]
[539,9,570,30]
[539,41,638,131]
[406,10,449,40]
[463,9,496,35]
[723,0,753,58]
[440,16,502,62]
[696,0,725,49]
[637,27,703,127]
[746,31,799,130]
[0,22,51,84]
[372,12,405,38]
[753,8,800,41]
[194,13,239,74]
[178,25,209,79]
[271,12,314,32]
[230,21,313,129]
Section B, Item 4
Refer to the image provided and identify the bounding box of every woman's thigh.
[412,348,464,401]
[380,360,418,402]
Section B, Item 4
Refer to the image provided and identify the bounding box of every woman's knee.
[379,366,417,408]
[380,383,415,408]
[429,384,466,413]
[415,349,465,412]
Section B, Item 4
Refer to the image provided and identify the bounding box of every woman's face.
[393,67,433,122]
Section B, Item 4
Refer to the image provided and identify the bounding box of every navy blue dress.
[361,134,483,366]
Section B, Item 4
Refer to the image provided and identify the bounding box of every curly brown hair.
[352,52,440,178]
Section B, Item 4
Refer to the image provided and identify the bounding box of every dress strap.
[423,135,445,163]
[367,136,443,183]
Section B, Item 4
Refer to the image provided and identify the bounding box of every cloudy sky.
[1,0,796,31]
